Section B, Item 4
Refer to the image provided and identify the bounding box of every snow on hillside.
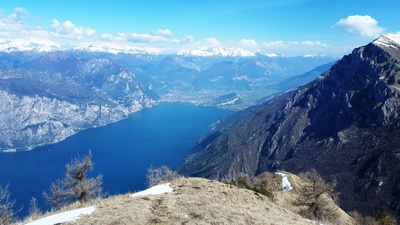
[131,183,173,197]
[25,206,96,225]
[24,184,173,225]
[275,172,293,191]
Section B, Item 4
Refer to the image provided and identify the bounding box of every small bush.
[228,173,274,199]
[250,186,274,199]
[350,211,379,225]
[350,210,397,225]
[375,211,397,225]
[227,173,251,189]
[146,166,181,187]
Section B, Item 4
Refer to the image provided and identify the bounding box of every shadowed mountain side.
[178,34,400,217]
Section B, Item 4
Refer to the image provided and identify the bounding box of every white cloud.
[126,32,170,43]
[239,39,258,48]
[205,37,220,46]
[0,7,28,34]
[151,29,173,37]
[51,19,96,39]
[334,15,385,38]
[289,40,328,48]
[263,41,287,48]
[261,40,333,56]
[181,35,194,44]
[85,28,96,36]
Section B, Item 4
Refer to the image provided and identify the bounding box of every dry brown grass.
[20,177,327,225]
[19,172,362,225]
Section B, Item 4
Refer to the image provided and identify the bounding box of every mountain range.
[0,48,336,152]
[0,37,319,57]
[178,33,400,218]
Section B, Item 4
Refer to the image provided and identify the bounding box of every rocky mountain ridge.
[178,34,400,217]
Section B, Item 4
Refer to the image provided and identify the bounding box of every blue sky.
[0,0,399,56]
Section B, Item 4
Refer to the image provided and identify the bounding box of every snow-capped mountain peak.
[0,38,66,52]
[177,46,256,57]
[373,33,400,49]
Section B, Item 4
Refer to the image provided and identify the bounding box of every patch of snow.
[306,219,325,225]
[131,183,173,197]
[25,206,96,225]
[266,53,279,57]
[373,33,400,49]
[177,46,255,57]
[275,172,293,191]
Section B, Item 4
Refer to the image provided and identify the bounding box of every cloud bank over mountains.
[0,8,390,56]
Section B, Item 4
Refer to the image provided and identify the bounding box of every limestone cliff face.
[0,51,156,151]
[178,34,400,216]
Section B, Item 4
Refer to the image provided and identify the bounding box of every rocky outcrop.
[0,51,156,151]
[178,34,400,217]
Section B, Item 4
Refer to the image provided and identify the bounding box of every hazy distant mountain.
[178,34,400,217]
[153,54,337,109]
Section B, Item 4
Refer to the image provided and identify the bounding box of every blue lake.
[0,103,232,216]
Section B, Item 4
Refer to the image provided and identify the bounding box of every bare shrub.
[349,211,379,225]
[43,151,103,209]
[146,165,181,187]
[350,210,397,225]
[0,183,17,225]
[228,173,251,188]
[375,211,397,225]
[252,172,281,191]
[27,197,42,220]
[228,173,274,199]
[295,169,339,222]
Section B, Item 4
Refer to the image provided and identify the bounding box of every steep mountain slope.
[178,34,400,217]
[0,51,156,152]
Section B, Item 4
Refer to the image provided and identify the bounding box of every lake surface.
[0,103,232,216]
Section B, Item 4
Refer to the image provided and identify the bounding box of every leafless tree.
[296,169,339,221]
[0,184,16,225]
[146,165,181,187]
[43,151,103,209]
